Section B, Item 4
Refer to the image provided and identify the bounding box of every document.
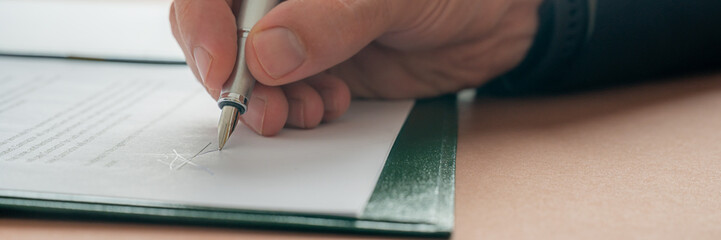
[0,0,183,62]
[0,56,414,217]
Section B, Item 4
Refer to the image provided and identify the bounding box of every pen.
[217,0,279,150]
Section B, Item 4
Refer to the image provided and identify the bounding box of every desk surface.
[3,73,721,239]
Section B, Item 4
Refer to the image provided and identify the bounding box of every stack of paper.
[0,0,184,62]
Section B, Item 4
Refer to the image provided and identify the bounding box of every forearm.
[485,0,721,94]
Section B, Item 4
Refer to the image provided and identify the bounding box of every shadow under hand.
[461,72,721,135]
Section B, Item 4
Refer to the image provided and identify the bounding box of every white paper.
[0,0,184,62]
[0,56,413,217]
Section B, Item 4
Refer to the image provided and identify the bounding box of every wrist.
[482,0,596,95]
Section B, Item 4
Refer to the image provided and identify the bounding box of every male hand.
[170,0,541,136]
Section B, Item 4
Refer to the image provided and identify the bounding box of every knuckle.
[168,3,174,22]
[168,3,177,28]
[173,0,194,23]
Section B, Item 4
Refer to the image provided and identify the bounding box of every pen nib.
[218,106,239,150]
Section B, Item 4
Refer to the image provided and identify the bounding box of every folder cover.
[0,95,457,237]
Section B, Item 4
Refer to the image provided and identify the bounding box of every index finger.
[170,0,236,93]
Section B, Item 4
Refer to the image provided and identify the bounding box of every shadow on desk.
[465,72,721,132]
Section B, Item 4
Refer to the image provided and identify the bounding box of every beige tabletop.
[3,72,721,239]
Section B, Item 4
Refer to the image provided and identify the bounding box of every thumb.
[245,0,413,86]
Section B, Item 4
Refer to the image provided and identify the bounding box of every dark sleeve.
[482,0,721,95]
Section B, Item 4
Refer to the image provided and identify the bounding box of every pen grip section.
[218,35,253,113]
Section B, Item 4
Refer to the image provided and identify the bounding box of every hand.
[170,0,541,136]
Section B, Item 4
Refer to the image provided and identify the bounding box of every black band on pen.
[218,101,247,115]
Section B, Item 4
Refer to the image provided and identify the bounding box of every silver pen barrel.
[217,0,279,150]
[218,0,279,112]
[218,36,253,113]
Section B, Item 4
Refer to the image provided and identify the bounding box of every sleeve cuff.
[480,0,596,95]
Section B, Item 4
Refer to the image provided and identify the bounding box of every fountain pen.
[217,0,279,150]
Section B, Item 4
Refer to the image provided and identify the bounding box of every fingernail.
[244,96,266,135]
[252,27,306,79]
[287,99,305,128]
[193,47,213,84]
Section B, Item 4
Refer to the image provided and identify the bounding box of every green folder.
[0,95,457,237]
